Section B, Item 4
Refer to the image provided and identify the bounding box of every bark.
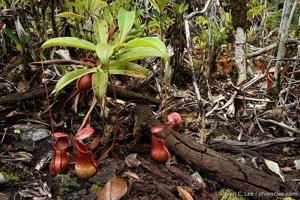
[230,0,248,29]
[0,85,160,105]
[230,0,248,85]
[274,0,294,90]
[133,106,295,198]
[161,128,290,196]
[235,27,247,85]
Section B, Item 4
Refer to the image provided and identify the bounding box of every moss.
[218,188,247,200]
[283,197,295,200]
[90,184,101,194]
[0,171,21,182]
[55,174,73,187]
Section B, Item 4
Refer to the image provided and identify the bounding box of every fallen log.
[133,105,292,197]
[162,128,291,196]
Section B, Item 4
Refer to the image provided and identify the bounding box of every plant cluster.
[42,6,171,179]
[50,127,97,179]
[150,112,181,162]
[42,7,169,103]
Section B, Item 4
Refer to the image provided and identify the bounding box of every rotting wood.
[0,84,160,105]
[134,105,294,198]
[161,128,292,196]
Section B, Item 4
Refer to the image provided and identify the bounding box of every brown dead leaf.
[216,55,234,76]
[125,171,141,180]
[5,110,24,118]
[125,153,141,167]
[96,176,127,200]
[177,186,193,200]
[281,167,294,173]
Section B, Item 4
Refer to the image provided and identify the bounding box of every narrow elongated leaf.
[117,47,163,62]
[56,12,85,19]
[123,37,168,59]
[247,5,266,17]
[96,43,113,64]
[106,62,148,78]
[92,70,108,102]
[103,7,113,25]
[3,27,20,45]
[42,37,96,51]
[94,19,108,43]
[149,0,167,13]
[54,68,97,94]
[118,8,135,43]
[3,27,23,51]
[89,0,107,13]
[157,0,168,12]
[148,0,159,12]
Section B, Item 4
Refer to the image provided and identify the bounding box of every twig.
[211,137,297,149]
[283,14,300,105]
[184,0,211,20]
[183,20,201,102]
[79,96,97,130]
[217,91,237,111]
[247,38,299,58]
[30,59,95,68]
[235,96,272,102]
[241,73,265,90]
[253,106,265,133]
[247,43,277,58]
[258,118,300,134]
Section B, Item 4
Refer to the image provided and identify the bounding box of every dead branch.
[29,59,95,67]
[211,137,297,149]
[0,84,160,105]
[247,39,300,59]
[162,128,290,196]
[258,118,300,134]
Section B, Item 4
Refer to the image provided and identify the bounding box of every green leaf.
[148,0,159,12]
[41,37,96,51]
[54,68,97,94]
[247,5,266,18]
[123,37,168,60]
[92,70,108,102]
[68,2,84,11]
[56,12,85,19]
[116,47,163,62]
[107,62,148,78]
[148,0,167,13]
[94,19,108,43]
[3,27,22,51]
[103,7,113,25]
[196,16,208,26]
[89,0,107,14]
[118,8,135,44]
[156,0,168,12]
[96,43,113,64]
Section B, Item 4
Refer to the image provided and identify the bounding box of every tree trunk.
[230,0,248,85]
[235,27,247,85]
[274,0,294,91]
